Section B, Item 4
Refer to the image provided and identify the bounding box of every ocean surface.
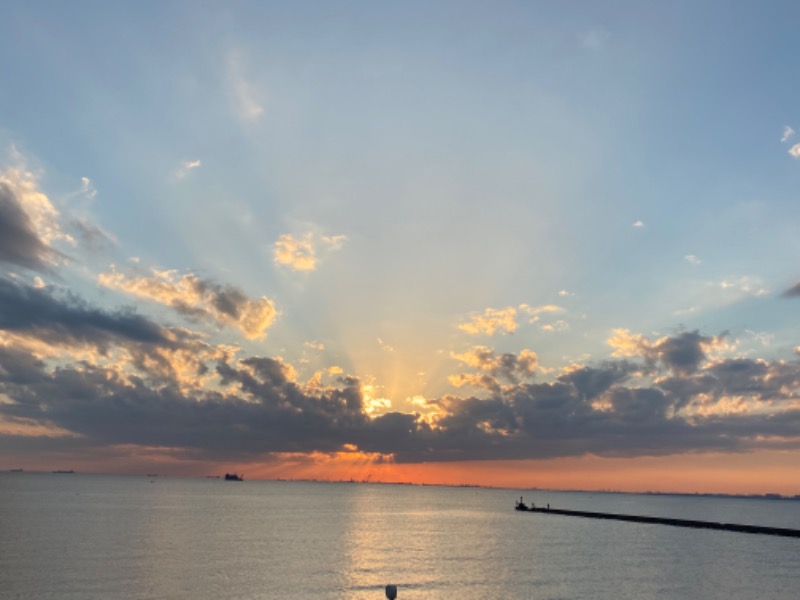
[1,473,798,599]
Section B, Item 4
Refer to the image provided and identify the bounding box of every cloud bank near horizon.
[2,147,800,471]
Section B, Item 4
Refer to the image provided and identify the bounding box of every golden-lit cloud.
[273,232,347,272]
[273,234,316,271]
[458,306,517,335]
[98,267,278,339]
[0,166,71,270]
[449,346,538,391]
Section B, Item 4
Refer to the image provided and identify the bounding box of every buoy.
[385,584,397,599]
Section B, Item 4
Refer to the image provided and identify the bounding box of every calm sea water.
[1,474,798,599]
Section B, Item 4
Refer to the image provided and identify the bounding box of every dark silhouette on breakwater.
[224,473,243,481]
[514,498,800,538]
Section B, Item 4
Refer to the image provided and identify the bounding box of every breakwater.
[515,503,800,538]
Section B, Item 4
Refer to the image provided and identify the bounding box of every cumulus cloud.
[458,307,517,336]
[684,254,701,265]
[632,220,645,228]
[449,346,538,392]
[273,234,316,271]
[608,328,725,376]
[0,168,69,271]
[98,267,278,340]
[789,144,800,158]
[273,232,347,272]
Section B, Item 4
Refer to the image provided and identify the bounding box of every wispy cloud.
[174,159,201,180]
[781,125,795,142]
[228,50,264,122]
[377,338,395,353]
[632,220,645,228]
[719,275,768,297]
[580,28,610,50]
[789,144,800,158]
[79,177,97,199]
[684,254,701,265]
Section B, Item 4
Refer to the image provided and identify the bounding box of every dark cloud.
[783,280,800,298]
[0,277,174,351]
[70,219,115,251]
[2,303,800,465]
[0,181,62,271]
[650,330,716,375]
[557,361,636,400]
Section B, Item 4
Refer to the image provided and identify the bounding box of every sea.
[1,473,798,599]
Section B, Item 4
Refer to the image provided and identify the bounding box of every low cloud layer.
[1,283,798,465]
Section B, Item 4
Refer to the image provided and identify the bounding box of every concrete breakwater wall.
[516,505,800,538]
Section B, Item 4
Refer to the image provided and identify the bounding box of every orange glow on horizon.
[5,446,799,496]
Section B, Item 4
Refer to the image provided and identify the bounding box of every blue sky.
[1,1,799,490]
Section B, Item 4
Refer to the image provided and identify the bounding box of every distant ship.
[10,468,23,472]
[224,473,243,481]
[52,469,75,474]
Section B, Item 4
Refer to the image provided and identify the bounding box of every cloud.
[273,232,347,272]
[2,315,800,464]
[174,159,201,180]
[608,328,724,376]
[70,218,116,251]
[789,144,800,158]
[0,277,176,352]
[719,276,768,297]
[458,306,517,336]
[783,280,800,298]
[632,220,645,228]
[449,346,538,392]
[580,29,610,50]
[377,338,395,353]
[98,267,278,340]
[228,51,264,122]
[79,177,97,199]
[273,234,316,271]
[684,254,701,265]
[781,126,795,143]
[0,168,68,271]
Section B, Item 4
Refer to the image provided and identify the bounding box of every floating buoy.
[385,584,397,599]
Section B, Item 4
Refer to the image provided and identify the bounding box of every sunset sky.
[2,1,800,494]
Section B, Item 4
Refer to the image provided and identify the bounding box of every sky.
[1,1,800,494]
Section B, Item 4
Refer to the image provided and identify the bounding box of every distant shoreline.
[4,469,799,500]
